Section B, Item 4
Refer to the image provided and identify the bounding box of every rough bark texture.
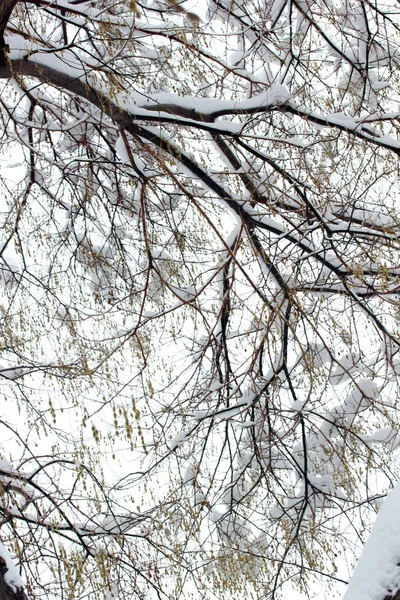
[0,0,18,63]
[384,590,400,600]
[0,0,18,31]
[0,558,28,600]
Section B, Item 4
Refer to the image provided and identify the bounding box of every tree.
[0,0,400,598]
[342,481,400,600]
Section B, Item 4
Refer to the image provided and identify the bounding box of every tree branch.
[0,0,18,64]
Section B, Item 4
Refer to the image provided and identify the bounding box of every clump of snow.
[0,363,27,380]
[362,427,400,452]
[169,429,191,451]
[0,539,25,593]
[343,379,378,414]
[115,134,131,164]
[343,482,400,600]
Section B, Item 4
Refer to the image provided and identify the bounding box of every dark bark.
[384,592,400,600]
[0,0,19,64]
[0,557,28,600]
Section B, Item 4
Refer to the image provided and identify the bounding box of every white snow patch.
[169,430,191,451]
[0,539,25,593]
[343,482,400,600]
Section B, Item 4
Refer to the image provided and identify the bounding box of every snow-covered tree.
[0,1,400,599]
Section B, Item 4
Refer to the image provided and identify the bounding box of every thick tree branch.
[0,0,18,64]
[0,557,28,600]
